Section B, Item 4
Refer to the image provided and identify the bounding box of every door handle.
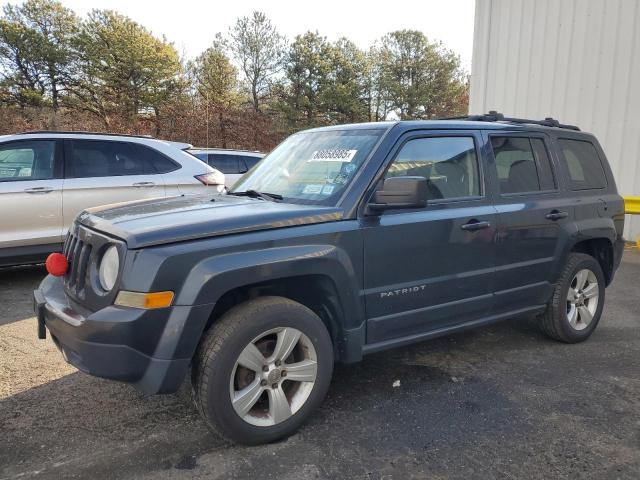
[24,187,53,194]
[545,210,568,220]
[132,182,155,188]
[461,219,491,231]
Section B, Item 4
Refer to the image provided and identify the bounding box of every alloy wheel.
[566,268,599,331]
[229,327,318,426]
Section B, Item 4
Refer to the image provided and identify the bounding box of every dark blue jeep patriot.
[34,113,625,444]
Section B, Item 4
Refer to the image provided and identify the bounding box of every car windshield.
[230,128,385,205]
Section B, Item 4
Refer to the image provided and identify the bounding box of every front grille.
[62,222,124,309]
[63,230,92,295]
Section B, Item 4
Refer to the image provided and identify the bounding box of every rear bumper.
[34,275,213,394]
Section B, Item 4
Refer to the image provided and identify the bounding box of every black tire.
[539,252,605,343]
[191,296,333,445]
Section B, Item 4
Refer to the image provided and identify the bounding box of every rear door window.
[530,138,556,190]
[491,137,539,193]
[208,154,240,174]
[557,139,607,190]
[242,156,261,171]
[490,136,556,194]
[191,152,208,162]
[68,140,156,178]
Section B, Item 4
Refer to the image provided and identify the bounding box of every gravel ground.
[1,252,639,480]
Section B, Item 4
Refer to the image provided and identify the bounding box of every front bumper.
[34,275,213,394]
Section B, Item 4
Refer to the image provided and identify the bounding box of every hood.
[77,194,343,248]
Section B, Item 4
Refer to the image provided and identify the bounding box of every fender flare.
[172,244,365,360]
[553,217,616,283]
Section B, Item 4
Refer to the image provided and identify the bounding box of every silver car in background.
[0,131,225,266]
[188,148,264,188]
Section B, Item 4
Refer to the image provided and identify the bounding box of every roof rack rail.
[14,130,156,138]
[190,147,264,154]
[441,111,580,131]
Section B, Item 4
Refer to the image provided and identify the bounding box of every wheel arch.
[568,237,615,286]
[175,244,366,363]
[204,275,347,360]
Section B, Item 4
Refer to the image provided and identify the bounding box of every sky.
[2,0,477,71]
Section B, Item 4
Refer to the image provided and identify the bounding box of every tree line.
[0,0,469,151]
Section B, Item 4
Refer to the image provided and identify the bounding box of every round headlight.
[99,245,119,291]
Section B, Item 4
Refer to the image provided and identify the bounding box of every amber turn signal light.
[114,290,174,309]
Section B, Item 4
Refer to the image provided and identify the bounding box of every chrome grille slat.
[63,233,71,256]
[68,238,83,286]
[66,236,77,264]
[76,243,92,291]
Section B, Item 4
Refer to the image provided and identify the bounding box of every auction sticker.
[308,149,357,162]
[302,184,324,194]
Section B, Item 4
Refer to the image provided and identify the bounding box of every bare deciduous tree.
[229,11,285,112]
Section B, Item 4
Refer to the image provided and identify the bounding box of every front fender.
[121,222,366,364]
[169,243,366,363]
[175,243,365,331]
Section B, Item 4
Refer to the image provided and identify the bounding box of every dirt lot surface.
[1,251,639,480]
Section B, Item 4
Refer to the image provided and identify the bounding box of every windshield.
[230,129,385,205]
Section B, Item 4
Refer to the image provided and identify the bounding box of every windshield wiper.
[228,189,283,202]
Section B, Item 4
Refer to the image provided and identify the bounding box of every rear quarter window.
[131,144,180,174]
[558,139,607,190]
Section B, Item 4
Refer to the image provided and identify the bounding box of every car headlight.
[98,245,119,291]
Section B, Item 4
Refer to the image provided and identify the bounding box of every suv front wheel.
[192,296,333,445]
[539,252,605,343]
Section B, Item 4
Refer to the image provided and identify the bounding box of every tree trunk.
[252,79,260,112]
[49,110,58,130]
[49,63,59,111]
[218,110,227,148]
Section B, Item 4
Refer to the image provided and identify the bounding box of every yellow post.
[624,197,640,248]
[624,197,640,249]
[624,196,640,215]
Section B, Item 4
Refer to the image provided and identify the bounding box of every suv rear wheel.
[538,253,605,343]
[192,296,333,445]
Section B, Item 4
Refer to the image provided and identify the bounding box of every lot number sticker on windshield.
[302,184,324,194]
[302,184,336,195]
[308,149,357,162]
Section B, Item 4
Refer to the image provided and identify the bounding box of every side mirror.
[368,176,427,212]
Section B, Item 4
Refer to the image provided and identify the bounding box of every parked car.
[0,131,224,266]
[35,113,625,445]
[188,148,264,187]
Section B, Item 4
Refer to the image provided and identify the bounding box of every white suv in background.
[188,148,264,188]
[0,131,225,266]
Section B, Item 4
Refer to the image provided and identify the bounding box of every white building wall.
[470,0,640,239]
